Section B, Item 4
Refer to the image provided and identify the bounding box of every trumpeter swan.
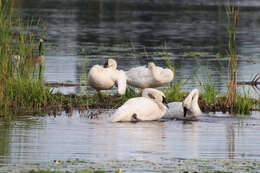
[164,89,201,120]
[126,61,174,89]
[111,88,168,122]
[88,58,126,95]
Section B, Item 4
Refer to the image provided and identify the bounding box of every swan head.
[142,88,168,108]
[182,89,201,118]
[148,62,156,69]
[162,95,169,108]
[104,58,117,69]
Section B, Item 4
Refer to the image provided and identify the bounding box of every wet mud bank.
[1,158,260,173]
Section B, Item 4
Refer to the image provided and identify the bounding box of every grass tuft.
[232,88,252,115]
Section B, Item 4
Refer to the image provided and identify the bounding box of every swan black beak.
[183,106,187,117]
[103,60,109,68]
[162,96,169,108]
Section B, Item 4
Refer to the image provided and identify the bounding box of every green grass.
[232,88,252,115]
[0,1,257,118]
[165,81,184,102]
[198,65,217,105]
[0,1,51,116]
[120,87,141,103]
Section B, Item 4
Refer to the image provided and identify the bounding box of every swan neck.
[150,65,161,81]
[183,89,198,108]
[156,100,167,111]
[183,89,201,116]
[142,88,167,111]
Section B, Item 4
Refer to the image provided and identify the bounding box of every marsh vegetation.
[0,1,259,119]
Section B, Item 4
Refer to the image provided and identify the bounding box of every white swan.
[126,62,174,89]
[163,89,201,120]
[87,58,126,95]
[111,88,168,122]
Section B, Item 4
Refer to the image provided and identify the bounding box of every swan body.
[126,62,174,89]
[164,89,201,120]
[111,88,168,122]
[88,59,126,95]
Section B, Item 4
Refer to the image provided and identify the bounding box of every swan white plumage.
[126,62,174,89]
[87,58,126,95]
[163,89,201,120]
[111,88,168,122]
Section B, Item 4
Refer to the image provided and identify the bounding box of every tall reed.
[225,2,240,109]
[0,1,49,115]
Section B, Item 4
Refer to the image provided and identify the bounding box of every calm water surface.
[1,0,260,167]
[1,111,260,166]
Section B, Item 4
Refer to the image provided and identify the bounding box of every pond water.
[13,0,260,95]
[1,0,260,169]
[1,110,260,167]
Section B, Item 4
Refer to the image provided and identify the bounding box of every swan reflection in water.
[86,111,200,160]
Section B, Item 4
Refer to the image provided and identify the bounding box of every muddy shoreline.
[1,158,260,173]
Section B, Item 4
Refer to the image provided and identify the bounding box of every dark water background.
[13,0,260,95]
[0,0,260,168]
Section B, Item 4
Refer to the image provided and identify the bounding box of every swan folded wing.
[152,67,174,83]
[116,70,127,95]
[111,97,165,122]
[126,66,155,88]
[88,65,115,90]
[162,69,174,83]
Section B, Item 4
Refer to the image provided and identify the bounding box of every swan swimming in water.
[126,62,174,89]
[163,89,201,121]
[111,88,168,122]
[87,58,126,95]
